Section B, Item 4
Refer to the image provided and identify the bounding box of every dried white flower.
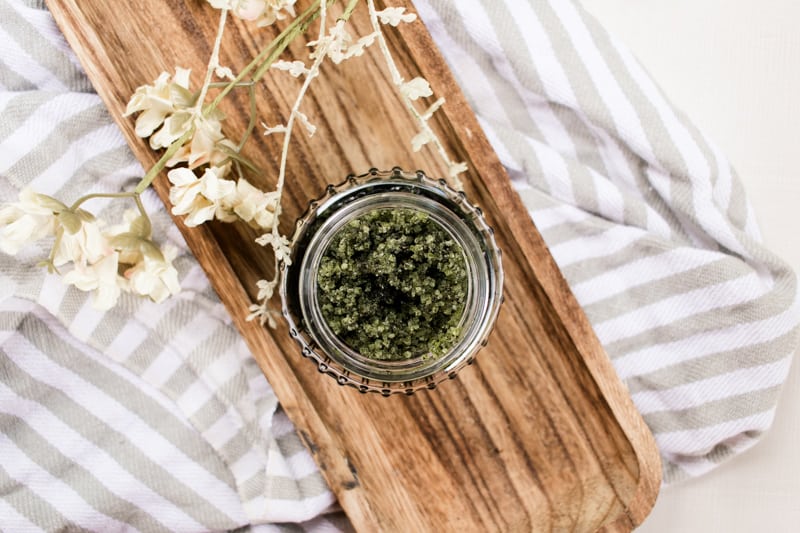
[376,7,417,26]
[125,244,181,304]
[262,122,287,136]
[248,301,278,328]
[248,279,279,327]
[421,97,445,120]
[168,166,236,227]
[400,77,433,100]
[229,178,279,230]
[166,113,232,169]
[309,21,376,65]
[53,214,110,267]
[448,161,469,177]
[62,252,123,310]
[125,68,194,139]
[309,20,348,64]
[215,65,235,80]
[448,161,468,190]
[272,60,310,78]
[255,232,292,265]
[411,129,434,152]
[0,189,61,255]
[207,0,296,27]
[295,110,316,137]
[347,32,378,58]
[255,278,276,301]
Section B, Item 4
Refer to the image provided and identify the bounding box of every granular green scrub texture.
[317,207,468,360]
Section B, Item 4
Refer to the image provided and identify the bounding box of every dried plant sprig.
[2,0,472,317]
[0,189,179,309]
[366,0,467,189]
[197,8,229,111]
[132,0,332,196]
[207,0,297,28]
[249,0,364,326]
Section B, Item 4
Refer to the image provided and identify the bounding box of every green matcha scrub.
[316,207,468,360]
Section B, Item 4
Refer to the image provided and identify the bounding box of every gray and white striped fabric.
[1,0,341,530]
[416,0,799,482]
[1,0,798,531]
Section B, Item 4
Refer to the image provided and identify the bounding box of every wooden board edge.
[397,2,663,526]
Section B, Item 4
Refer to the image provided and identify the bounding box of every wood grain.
[45,0,662,530]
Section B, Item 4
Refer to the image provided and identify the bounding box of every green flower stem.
[133,1,339,195]
[196,8,229,111]
[206,80,259,152]
[212,0,329,109]
[69,191,139,211]
[206,81,255,88]
[133,193,153,236]
[240,83,258,151]
[270,0,361,236]
[45,230,63,274]
[251,0,337,82]
[340,0,360,21]
[68,190,153,237]
[134,129,194,194]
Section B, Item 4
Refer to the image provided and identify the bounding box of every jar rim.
[279,168,503,395]
[299,191,483,380]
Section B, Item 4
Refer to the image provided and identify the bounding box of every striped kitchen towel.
[1,0,798,531]
[415,0,799,482]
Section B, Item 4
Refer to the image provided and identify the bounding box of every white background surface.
[579,1,800,531]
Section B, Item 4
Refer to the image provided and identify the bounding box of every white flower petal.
[183,203,216,227]
[173,67,192,89]
[400,77,433,100]
[1,215,51,254]
[215,65,235,80]
[63,253,123,310]
[295,110,316,137]
[377,7,417,26]
[272,60,309,77]
[200,168,236,201]
[170,182,205,215]
[53,219,110,266]
[127,246,181,303]
[168,167,198,187]
[134,109,168,138]
[411,130,434,151]
[62,265,98,291]
[93,281,122,310]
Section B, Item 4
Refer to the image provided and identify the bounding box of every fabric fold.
[415,0,799,482]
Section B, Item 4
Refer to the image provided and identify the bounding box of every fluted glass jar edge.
[278,167,504,396]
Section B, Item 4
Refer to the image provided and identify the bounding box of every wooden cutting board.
[46,0,661,530]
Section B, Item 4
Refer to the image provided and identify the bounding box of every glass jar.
[279,168,503,395]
